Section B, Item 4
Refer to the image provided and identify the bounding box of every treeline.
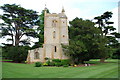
[0,4,120,63]
[0,4,45,62]
[63,12,120,64]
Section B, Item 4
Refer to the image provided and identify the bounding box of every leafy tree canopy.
[0,4,39,46]
[63,18,109,64]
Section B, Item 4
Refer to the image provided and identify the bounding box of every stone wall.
[26,48,44,63]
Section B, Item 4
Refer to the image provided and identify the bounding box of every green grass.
[2,59,118,78]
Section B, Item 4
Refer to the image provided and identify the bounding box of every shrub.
[43,62,48,66]
[49,62,55,66]
[63,64,69,67]
[51,59,71,67]
[45,60,55,66]
[55,62,62,67]
[35,62,42,67]
[46,60,51,65]
[2,46,30,63]
[70,64,74,66]
[52,59,61,63]
[24,61,27,64]
[61,59,70,65]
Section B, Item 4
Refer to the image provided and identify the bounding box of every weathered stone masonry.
[26,7,69,63]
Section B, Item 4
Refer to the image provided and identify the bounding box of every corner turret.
[44,4,47,16]
[62,7,65,13]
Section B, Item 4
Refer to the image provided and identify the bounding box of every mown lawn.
[2,59,118,78]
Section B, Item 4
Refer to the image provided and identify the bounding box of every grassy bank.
[2,59,118,78]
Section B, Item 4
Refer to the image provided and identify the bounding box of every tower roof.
[62,7,65,13]
[59,7,67,18]
[44,4,47,10]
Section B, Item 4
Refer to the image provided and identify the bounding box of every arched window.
[53,31,56,38]
[34,52,39,59]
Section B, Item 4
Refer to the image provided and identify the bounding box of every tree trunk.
[11,34,14,46]
[14,22,20,46]
[15,35,19,46]
[100,58,105,63]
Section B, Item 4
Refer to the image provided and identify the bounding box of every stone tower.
[43,7,69,59]
[26,7,69,63]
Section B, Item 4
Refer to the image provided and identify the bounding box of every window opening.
[55,46,57,52]
[53,31,56,38]
[34,52,39,59]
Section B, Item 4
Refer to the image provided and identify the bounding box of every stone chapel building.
[26,7,69,63]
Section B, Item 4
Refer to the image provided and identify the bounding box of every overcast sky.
[0,0,119,45]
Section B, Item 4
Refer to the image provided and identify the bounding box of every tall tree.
[94,11,115,36]
[63,18,105,64]
[0,4,39,46]
[94,11,117,62]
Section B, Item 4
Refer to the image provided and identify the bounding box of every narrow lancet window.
[53,31,56,38]
[55,46,57,52]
